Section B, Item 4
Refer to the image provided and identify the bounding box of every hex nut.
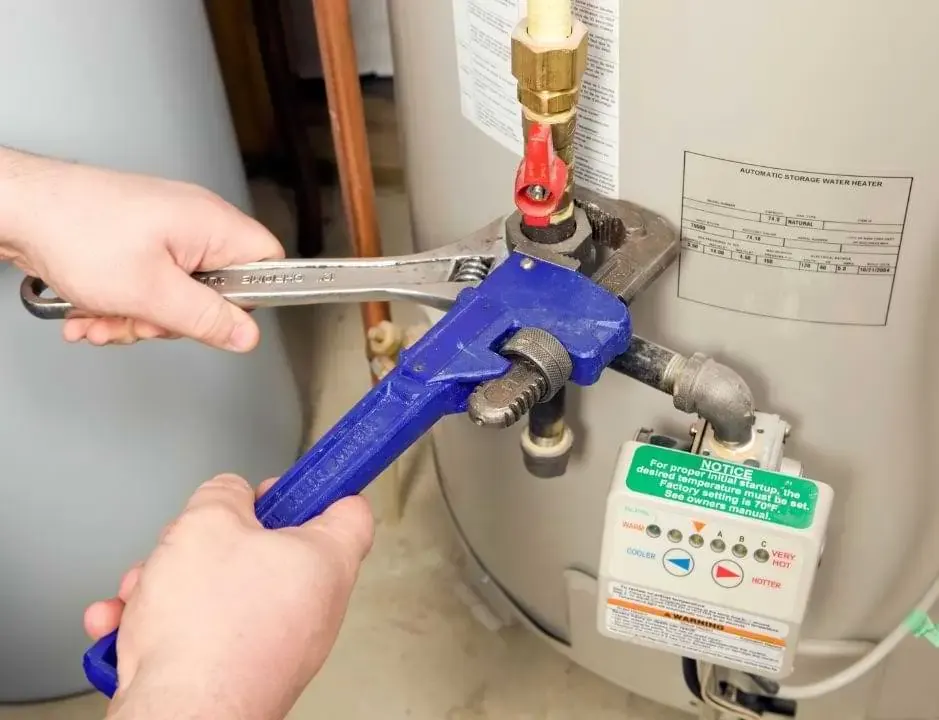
[511,19,589,93]
[505,205,595,268]
[518,85,580,115]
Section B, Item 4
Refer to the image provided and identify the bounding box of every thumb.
[148,265,260,352]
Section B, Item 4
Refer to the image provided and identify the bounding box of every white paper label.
[678,152,913,325]
[451,0,620,196]
[605,582,788,674]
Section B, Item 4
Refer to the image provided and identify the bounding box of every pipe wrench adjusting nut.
[468,327,573,428]
[502,327,572,397]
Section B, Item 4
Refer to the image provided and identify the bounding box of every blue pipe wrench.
[22,191,678,698]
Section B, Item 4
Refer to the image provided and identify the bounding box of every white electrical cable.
[795,639,875,658]
[525,0,573,42]
[775,573,939,700]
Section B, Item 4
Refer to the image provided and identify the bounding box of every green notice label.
[626,445,818,529]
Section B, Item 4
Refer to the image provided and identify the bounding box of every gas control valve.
[596,414,834,680]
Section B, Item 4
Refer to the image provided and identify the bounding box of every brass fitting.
[522,110,577,152]
[511,17,588,227]
[555,144,575,167]
[511,20,588,95]
[517,86,580,116]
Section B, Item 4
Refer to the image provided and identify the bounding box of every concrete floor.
[0,185,685,720]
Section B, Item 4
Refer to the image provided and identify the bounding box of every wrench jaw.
[575,189,681,305]
[505,206,596,274]
[505,184,681,306]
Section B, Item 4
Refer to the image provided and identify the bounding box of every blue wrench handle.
[81,250,632,698]
[81,367,477,697]
[255,371,473,529]
[84,631,119,698]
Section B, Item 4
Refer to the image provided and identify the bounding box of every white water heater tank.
[387,1,939,718]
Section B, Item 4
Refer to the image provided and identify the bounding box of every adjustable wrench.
[19,218,510,319]
[20,190,674,319]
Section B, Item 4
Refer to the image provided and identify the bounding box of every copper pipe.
[311,0,391,339]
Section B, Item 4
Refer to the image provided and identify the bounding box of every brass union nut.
[518,85,580,115]
[511,19,588,94]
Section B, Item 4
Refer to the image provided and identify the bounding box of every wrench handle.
[255,371,466,529]
[82,366,472,697]
[84,632,120,698]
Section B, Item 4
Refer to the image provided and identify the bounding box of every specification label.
[678,152,913,325]
[451,0,620,196]
[604,582,788,675]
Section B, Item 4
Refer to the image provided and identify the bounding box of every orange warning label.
[603,582,787,674]
[692,521,707,533]
[607,598,785,647]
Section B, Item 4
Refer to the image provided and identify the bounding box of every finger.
[62,318,96,343]
[84,318,139,346]
[84,598,125,640]
[183,473,257,522]
[63,317,171,345]
[118,562,144,602]
[131,319,170,340]
[255,476,280,500]
[302,495,375,562]
[145,264,260,352]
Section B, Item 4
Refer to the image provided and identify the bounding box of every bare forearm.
[0,145,65,259]
[106,667,261,720]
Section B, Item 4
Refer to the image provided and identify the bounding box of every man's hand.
[0,147,284,351]
[84,475,374,720]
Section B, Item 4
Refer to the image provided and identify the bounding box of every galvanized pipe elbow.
[666,352,756,445]
[609,337,756,446]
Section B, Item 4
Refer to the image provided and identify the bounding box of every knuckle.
[196,473,253,501]
[205,473,251,492]
[190,185,232,215]
[157,518,180,544]
[183,501,240,531]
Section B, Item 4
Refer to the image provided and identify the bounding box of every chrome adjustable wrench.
[19,218,510,319]
[20,190,675,321]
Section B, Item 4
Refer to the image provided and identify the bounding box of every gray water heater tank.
[0,0,302,701]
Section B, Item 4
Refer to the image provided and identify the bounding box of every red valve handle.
[514,123,569,227]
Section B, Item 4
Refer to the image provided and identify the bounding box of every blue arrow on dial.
[668,557,692,572]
